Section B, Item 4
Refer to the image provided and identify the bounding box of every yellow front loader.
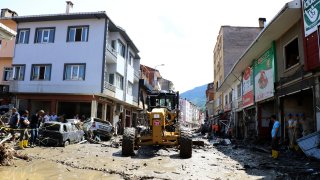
[122,90,192,158]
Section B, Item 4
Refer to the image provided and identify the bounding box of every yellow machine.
[122,90,192,158]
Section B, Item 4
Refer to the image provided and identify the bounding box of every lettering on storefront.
[303,0,320,36]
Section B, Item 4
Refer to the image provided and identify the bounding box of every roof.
[217,0,301,92]
[0,22,16,40]
[5,11,139,53]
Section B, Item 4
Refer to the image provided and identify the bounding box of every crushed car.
[39,121,84,147]
[83,117,114,141]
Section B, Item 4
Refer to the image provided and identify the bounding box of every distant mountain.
[180,84,207,110]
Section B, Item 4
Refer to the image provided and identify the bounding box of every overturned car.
[39,121,85,147]
[83,117,114,141]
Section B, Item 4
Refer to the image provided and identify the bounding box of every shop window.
[284,38,299,69]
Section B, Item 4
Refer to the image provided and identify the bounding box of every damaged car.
[39,121,85,147]
[83,117,114,141]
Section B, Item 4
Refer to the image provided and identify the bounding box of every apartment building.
[8,10,141,128]
[205,82,214,121]
[217,0,315,140]
[0,9,17,105]
[179,98,201,128]
[213,25,262,115]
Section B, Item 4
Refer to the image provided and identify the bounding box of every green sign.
[254,47,275,102]
[303,0,320,36]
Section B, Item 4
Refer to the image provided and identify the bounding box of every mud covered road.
[0,136,319,180]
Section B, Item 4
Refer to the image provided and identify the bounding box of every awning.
[217,0,301,93]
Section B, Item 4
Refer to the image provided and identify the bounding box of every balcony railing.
[104,81,116,92]
[133,96,138,103]
[106,44,117,57]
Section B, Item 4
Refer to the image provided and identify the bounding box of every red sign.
[242,91,254,108]
[154,120,160,126]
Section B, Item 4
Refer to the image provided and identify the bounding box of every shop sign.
[303,0,320,36]
[242,66,254,108]
[254,47,275,102]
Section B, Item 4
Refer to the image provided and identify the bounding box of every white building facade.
[10,12,141,128]
[179,98,202,129]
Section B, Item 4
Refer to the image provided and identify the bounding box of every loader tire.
[179,130,192,158]
[122,128,136,156]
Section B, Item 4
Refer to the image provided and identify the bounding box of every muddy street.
[2,135,312,180]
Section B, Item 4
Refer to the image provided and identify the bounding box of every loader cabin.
[146,90,179,112]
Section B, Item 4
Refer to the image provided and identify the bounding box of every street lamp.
[154,64,165,70]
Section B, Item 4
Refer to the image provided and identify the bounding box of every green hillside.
[180,84,207,110]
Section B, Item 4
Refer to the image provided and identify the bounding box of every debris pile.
[0,143,14,166]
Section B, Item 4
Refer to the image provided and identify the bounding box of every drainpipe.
[101,18,109,93]
[123,43,129,102]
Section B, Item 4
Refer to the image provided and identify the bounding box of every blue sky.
[1,0,291,92]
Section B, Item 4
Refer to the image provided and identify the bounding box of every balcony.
[134,70,140,82]
[103,81,115,97]
[105,44,117,64]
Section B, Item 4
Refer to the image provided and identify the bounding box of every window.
[67,26,89,42]
[284,38,299,69]
[225,94,228,105]
[12,65,25,80]
[237,84,241,98]
[35,28,55,43]
[0,40,2,49]
[64,64,85,80]
[3,67,13,81]
[129,53,134,66]
[229,91,232,104]
[17,29,30,44]
[109,74,114,85]
[127,82,133,95]
[118,41,125,58]
[111,40,116,49]
[115,74,124,90]
[31,64,51,80]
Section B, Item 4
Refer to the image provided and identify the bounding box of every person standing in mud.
[271,115,280,159]
[8,108,20,142]
[29,110,44,147]
[18,110,30,150]
[287,113,296,150]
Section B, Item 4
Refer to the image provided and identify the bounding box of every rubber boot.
[19,141,24,150]
[271,150,275,158]
[23,140,29,148]
[274,151,279,159]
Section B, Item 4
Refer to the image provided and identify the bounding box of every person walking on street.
[30,110,44,147]
[299,113,313,137]
[18,110,30,150]
[271,115,280,159]
[287,113,297,150]
[8,108,20,142]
